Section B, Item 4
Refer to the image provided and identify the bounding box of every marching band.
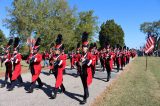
[0,32,136,104]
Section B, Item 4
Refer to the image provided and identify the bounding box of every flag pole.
[146,53,147,71]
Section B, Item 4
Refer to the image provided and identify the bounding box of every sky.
[0,0,160,49]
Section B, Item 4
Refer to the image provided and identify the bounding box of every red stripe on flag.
[145,36,155,54]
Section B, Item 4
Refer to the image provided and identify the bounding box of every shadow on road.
[64,90,83,103]
[41,71,50,76]
[93,76,107,82]
[41,82,53,98]
[64,72,79,78]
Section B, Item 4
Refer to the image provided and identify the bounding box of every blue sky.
[0,0,160,49]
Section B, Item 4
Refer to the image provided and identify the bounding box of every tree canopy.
[0,29,7,53]
[140,20,160,50]
[4,0,98,52]
[99,19,124,48]
[140,20,160,37]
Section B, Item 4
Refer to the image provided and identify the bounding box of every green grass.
[93,57,160,106]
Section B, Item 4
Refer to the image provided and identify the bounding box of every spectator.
[42,51,49,67]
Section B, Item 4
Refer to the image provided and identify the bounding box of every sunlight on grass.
[93,57,160,106]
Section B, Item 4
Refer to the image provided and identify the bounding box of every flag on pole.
[144,35,155,54]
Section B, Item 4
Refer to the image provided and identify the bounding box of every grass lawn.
[93,57,160,106]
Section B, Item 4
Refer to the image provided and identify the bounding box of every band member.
[104,43,112,82]
[8,37,23,91]
[0,39,13,88]
[27,37,43,93]
[80,32,93,104]
[72,43,81,76]
[110,47,115,71]
[126,47,130,64]
[121,46,126,70]
[89,43,96,77]
[99,48,105,71]
[115,44,121,72]
[51,34,66,99]
[131,49,136,58]
[113,46,117,66]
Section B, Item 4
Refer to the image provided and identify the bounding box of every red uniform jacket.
[73,53,81,64]
[95,51,99,64]
[27,53,42,82]
[32,53,42,82]
[12,53,22,80]
[82,52,93,86]
[127,51,131,59]
[91,54,96,67]
[116,52,121,66]
[73,53,81,72]
[109,52,114,71]
[55,54,66,88]
[62,54,67,68]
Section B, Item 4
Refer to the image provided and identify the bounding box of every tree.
[4,0,77,51]
[140,20,160,50]
[75,10,99,43]
[4,0,99,52]
[140,20,160,37]
[99,19,124,48]
[0,29,7,53]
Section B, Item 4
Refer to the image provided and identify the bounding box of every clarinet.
[11,54,17,63]
[81,53,89,75]
[29,54,37,74]
[29,54,37,64]
[53,54,61,67]
[81,53,89,65]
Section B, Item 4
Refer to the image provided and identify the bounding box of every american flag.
[145,35,155,54]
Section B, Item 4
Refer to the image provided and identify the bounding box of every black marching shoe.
[60,84,66,93]
[18,82,24,88]
[80,98,87,104]
[8,86,14,91]
[60,88,66,94]
[27,83,34,93]
[51,91,57,99]
[8,81,15,91]
[38,83,44,89]
[27,87,34,93]
[106,76,111,82]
